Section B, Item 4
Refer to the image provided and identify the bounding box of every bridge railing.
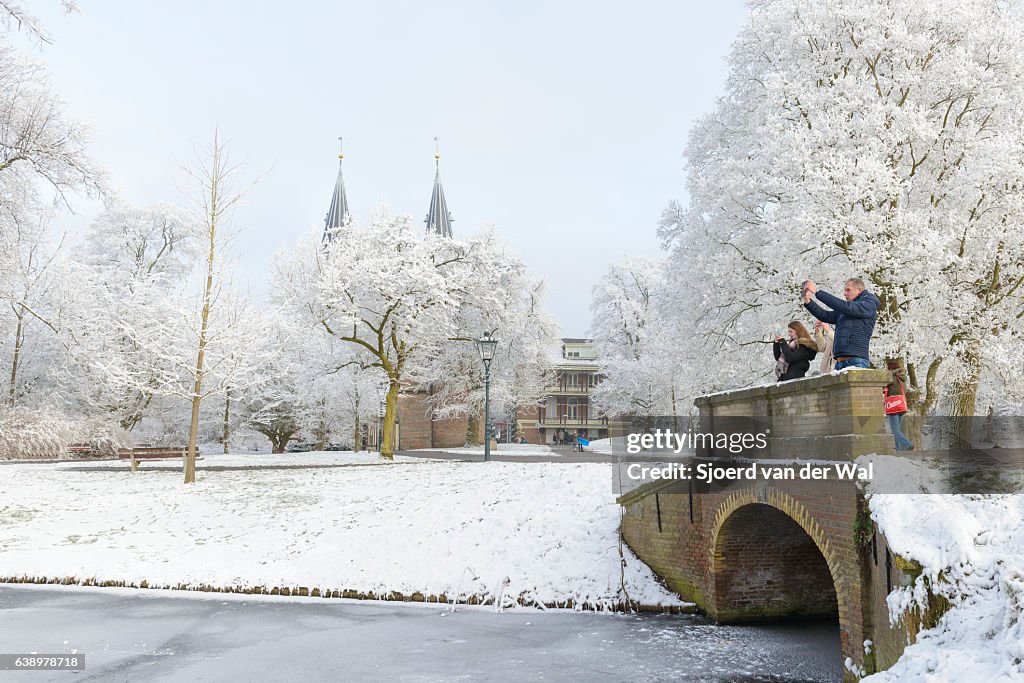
[693,370,895,460]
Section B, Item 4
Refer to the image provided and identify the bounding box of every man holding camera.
[801,277,880,371]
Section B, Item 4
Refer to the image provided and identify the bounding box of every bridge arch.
[707,488,849,635]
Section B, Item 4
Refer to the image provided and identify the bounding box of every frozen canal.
[0,586,842,682]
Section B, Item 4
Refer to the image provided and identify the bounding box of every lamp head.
[477,331,498,364]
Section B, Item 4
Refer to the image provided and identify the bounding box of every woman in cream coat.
[814,321,835,374]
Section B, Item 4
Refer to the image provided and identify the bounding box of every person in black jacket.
[773,321,819,381]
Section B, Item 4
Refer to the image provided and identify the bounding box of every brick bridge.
[618,371,931,681]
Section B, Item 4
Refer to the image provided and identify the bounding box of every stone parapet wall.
[694,370,896,459]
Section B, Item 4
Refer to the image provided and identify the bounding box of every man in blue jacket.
[801,277,880,371]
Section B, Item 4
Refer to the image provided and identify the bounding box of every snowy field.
[865,494,1024,682]
[411,442,618,457]
[54,450,422,469]
[0,457,686,610]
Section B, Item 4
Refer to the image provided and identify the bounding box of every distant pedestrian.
[773,321,818,381]
[884,360,913,451]
[802,277,880,370]
[814,321,835,374]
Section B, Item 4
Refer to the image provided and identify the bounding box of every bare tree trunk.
[272,431,290,453]
[948,357,980,449]
[257,427,294,453]
[185,228,214,484]
[465,412,479,446]
[380,379,399,460]
[902,356,942,449]
[352,394,361,452]
[222,387,231,454]
[8,307,24,406]
[671,385,679,432]
[184,130,235,485]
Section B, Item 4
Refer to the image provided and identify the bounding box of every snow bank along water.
[0,456,687,611]
[863,494,1024,682]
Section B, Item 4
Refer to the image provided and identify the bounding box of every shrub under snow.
[0,409,129,460]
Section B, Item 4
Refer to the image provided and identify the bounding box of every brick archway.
[707,487,851,636]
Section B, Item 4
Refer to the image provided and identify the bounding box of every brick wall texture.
[621,372,927,681]
[397,390,482,450]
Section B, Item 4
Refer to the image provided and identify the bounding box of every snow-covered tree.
[0,9,106,458]
[411,237,558,443]
[327,355,388,452]
[242,323,308,454]
[73,135,262,479]
[660,0,1024,417]
[0,22,104,412]
[178,131,257,482]
[60,203,199,430]
[0,213,64,406]
[275,211,554,458]
[0,40,104,228]
[589,256,692,418]
[242,318,386,453]
[0,1,79,45]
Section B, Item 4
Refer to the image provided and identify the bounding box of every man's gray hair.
[846,277,866,290]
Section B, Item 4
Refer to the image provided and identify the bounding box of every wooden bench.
[117,446,198,460]
[67,444,93,456]
[118,446,201,470]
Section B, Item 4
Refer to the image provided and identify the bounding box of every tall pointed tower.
[322,137,350,243]
[424,138,454,238]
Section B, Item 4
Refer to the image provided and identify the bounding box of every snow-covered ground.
[62,450,421,469]
[0,457,686,610]
[864,494,1024,682]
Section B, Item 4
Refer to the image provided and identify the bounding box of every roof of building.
[322,140,350,243]
[425,152,454,238]
[547,345,599,368]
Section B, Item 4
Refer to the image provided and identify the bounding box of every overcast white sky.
[20,1,747,336]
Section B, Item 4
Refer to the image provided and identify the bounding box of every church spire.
[323,137,350,243]
[424,137,454,238]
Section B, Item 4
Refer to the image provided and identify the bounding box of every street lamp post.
[476,331,498,462]
[377,396,385,453]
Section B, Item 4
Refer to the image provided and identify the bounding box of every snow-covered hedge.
[0,409,129,460]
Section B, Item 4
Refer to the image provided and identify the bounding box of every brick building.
[517,338,628,445]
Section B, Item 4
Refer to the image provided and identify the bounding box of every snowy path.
[0,585,842,682]
[0,458,684,609]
